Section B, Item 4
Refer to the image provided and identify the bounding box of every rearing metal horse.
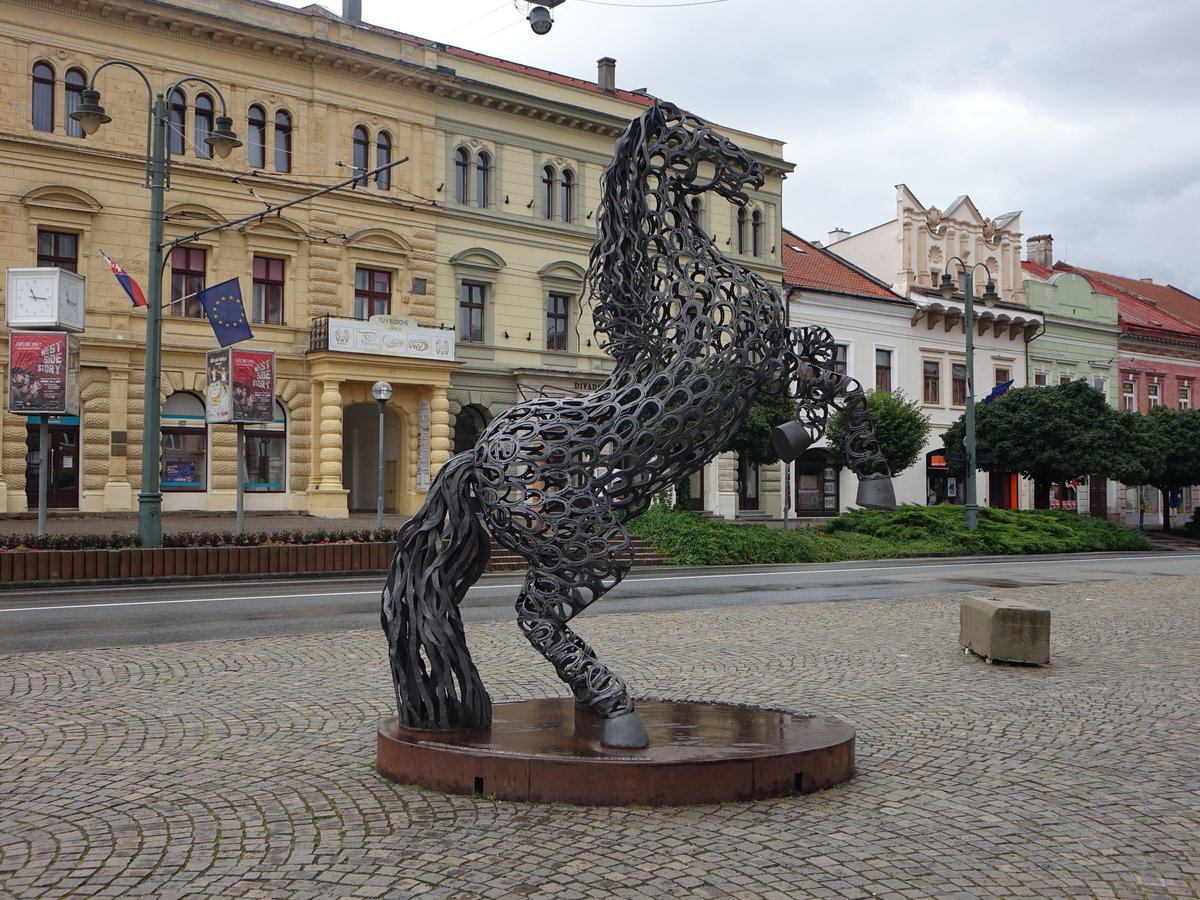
[381,102,894,748]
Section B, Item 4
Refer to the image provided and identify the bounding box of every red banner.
[8,332,68,414]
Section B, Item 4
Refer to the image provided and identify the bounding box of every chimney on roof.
[597,57,616,92]
[826,227,850,245]
[343,0,361,24]
[1141,277,1154,284]
[1026,234,1053,268]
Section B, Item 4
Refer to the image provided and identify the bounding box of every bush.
[628,504,1151,566]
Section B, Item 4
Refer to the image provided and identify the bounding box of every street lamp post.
[371,382,394,531]
[72,64,240,548]
[939,262,999,532]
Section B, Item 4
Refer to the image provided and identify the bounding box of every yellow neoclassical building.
[0,0,791,520]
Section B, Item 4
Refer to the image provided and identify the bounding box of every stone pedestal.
[960,596,1050,665]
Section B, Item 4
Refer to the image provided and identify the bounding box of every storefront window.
[162,393,207,491]
[794,451,839,515]
[243,401,286,492]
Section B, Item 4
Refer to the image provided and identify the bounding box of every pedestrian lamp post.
[71,63,240,548]
[939,261,999,532]
[371,382,394,531]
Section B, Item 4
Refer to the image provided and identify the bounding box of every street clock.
[5,268,86,332]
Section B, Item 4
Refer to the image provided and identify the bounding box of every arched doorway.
[343,402,400,513]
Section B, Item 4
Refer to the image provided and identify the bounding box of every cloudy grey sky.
[276,0,1200,296]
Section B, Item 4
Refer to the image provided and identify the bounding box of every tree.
[724,393,796,465]
[942,381,1128,508]
[827,389,931,476]
[1119,406,1200,531]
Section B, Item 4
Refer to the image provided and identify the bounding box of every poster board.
[206,348,274,424]
[8,331,79,415]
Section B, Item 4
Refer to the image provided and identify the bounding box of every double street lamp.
[939,261,999,532]
[72,62,240,548]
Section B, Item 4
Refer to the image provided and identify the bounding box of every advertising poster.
[8,332,70,415]
[205,349,232,423]
[206,348,274,424]
[232,348,275,424]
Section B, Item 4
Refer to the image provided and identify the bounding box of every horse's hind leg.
[514,529,648,748]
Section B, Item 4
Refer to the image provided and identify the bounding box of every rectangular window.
[1060,374,1073,385]
[1034,372,1048,386]
[171,247,206,318]
[832,344,848,376]
[546,292,569,351]
[354,267,390,319]
[162,427,207,491]
[1093,376,1107,395]
[1122,380,1136,411]
[1147,382,1161,408]
[36,230,79,272]
[994,367,1010,386]
[252,256,285,325]
[1180,385,1191,410]
[952,363,968,406]
[458,282,485,343]
[923,361,940,404]
[875,349,892,393]
[243,431,285,492]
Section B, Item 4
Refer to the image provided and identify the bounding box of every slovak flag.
[100,250,148,308]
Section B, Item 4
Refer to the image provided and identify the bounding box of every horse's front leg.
[770,328,896,510]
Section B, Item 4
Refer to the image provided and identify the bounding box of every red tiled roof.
[1021,260,1055,280]
[1056,265,1200,339]
[1062,264,1200,329]
[781,229,906,302]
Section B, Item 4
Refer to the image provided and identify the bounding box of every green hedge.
[628,503,1151,566]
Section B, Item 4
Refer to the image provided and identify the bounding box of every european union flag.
[982,379,1014,405]
[197,278,254,347]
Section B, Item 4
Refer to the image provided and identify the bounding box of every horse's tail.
[380,452,493,730]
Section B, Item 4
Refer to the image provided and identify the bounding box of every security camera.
[528,5,553,34]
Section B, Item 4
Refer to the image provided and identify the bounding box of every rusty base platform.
[376,698,855,806]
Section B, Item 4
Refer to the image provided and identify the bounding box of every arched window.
[274,110,292,173]
[560,168,574,223]
[247,105,266,168]
[454,147,471,203]
[376,131,391,189]
[194,93,214,159]
[244,400,287,493]
[453,406,488,454]
[352,125,369,186]
[736,206,747,254]
[541,165,556,220]
[32,62,55,133]
[168,88,186,155]
[475,151,491,208]
[161,393,207,492]
[751,209,763,257]
[64,68,87,138]
[690,196,703,224]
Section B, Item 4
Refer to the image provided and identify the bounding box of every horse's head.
[643,102,764,205]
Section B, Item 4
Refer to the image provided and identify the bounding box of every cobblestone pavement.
[2,577,1197,899]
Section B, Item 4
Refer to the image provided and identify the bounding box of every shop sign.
[327,317,454,361]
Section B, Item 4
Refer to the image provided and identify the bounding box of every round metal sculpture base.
[376,698,855,806]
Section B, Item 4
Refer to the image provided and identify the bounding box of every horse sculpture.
[381,101,895,749]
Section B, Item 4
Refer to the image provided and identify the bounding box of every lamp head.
[528,5,554,34]
[938,272,957,300]
[981,280,999,307]
[371,381,393,402]
[206,115,242,159]
[70,89,112,135]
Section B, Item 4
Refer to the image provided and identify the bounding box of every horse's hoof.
[856,476,897,510]
[601,709,649,749]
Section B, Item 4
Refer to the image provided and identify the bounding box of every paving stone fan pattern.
[1,577,1197,899]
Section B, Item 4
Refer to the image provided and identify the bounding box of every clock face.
[13,275,56,318]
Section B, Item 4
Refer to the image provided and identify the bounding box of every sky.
[273,0,1200,296]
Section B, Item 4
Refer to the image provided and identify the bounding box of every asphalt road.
[3,551,1199,654]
